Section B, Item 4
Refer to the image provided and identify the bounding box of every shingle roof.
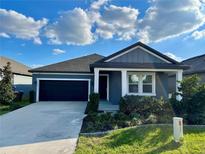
[0,56,31,76]
[29,54,104,73]
[182,54,205,75]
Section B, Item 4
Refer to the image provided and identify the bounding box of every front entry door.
[99,76,107,100]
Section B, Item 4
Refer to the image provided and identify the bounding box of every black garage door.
[39,80,89,101]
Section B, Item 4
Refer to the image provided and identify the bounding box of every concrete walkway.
[0,101,87,154]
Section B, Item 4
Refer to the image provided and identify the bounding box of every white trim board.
[33,72,94,75]
[32,72,111,76]
[105,46,171,63]
[36,78,91,102]
[94,68,183,72]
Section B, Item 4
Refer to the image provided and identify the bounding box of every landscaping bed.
[81,96,174,133]
[76,125,205,154]
[0,99,32,115]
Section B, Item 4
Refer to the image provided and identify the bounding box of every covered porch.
[94,67,184,105]
[98,100,119,112]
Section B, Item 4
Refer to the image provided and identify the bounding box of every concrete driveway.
[0,101,87,154]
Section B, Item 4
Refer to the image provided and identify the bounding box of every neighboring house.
[29,42,188,105]
[182,54,205,82]
[168,54,205,93]
[0,56,32,97]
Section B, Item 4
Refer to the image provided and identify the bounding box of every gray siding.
[15,84,32,98]
[32,71,169,104]
[156,72,168,99]
[108,72,169,105]
[110,48,166,63]
[168,72,205,94]
[109,71,122,105]
[32,74,94,102]
[168,75,176,94]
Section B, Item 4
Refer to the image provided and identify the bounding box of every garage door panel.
[39,80,88,101]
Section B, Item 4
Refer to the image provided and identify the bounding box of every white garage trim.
[36,78,91,102]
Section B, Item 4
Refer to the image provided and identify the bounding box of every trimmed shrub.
[29,90,35,103]
[170,75,205,124]
[85,93,100,114]
[187,87,205,124]
[81,112,141,133]
[120,95,174,123]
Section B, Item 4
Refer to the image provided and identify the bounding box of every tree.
[0,62,15,105]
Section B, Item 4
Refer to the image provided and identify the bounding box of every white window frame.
[127,72,156,96]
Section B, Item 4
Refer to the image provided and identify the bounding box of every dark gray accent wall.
[32,74,94,102]
[109,71,122,105]
[110,48,166,63]
[156,72,168,99]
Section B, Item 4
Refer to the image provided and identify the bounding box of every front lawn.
[0,99,31,115]
[75,125,205,154]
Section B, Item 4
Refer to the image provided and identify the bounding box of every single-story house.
[29,42,188,105]
[182,54,205,82]
[168,54,205,93]
[0,56,32,97]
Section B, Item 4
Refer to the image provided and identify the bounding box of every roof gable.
[108,46,168,63]
[99,42,179,64]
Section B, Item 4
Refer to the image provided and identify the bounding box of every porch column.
[121,70,127,97]
[176,70,183,101]
[94,68,99,93]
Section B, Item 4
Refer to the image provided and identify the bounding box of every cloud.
[0,32,10,38]
[191,29,205,39]
[2,0,205,46]
[17,52,23,56]
[164,52,183,62]
[96,5,139,40]
[45,0,139,44]
[138,0,205,43]
[45,8,95,45]
[31,64,44,68]
[52,48,66,55]
[90,0,108,10]
[0,9,48,44]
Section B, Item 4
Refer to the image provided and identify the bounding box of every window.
[128,74,139,93]
[128,72,155,96]
[142,74,152,93]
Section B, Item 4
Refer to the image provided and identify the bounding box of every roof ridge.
[182,53,205,62]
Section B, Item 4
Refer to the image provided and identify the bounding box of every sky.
[0,0,205,68]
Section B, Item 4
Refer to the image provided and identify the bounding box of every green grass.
[75,125,205,154]
[0,99,31,115]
